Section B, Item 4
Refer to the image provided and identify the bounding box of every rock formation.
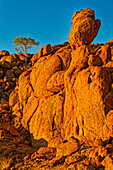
[0,8,113,169]
[68,8,101,49]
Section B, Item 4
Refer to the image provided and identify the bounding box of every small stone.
[56,138,79,157]
[0,50,10,56]
[9,125,20,136]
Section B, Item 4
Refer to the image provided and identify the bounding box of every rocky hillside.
[0,8,113,170]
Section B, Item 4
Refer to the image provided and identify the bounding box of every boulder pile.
[0,51,32,114]
[0,8,113,170]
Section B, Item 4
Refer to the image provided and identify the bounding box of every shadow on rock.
[30,134,48,149]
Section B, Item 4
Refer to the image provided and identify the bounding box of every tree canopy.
[13,36,40,53]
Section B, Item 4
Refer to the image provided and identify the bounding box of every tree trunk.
[24,46,27,66]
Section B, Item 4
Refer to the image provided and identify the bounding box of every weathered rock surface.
[31,44,52,65]
[0,8,113,170]
[68,8,101,49]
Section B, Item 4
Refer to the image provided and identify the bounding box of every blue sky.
[0,0,113,54]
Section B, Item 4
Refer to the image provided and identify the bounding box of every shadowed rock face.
[8,8,113,148]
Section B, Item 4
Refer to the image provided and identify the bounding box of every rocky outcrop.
[0,8,113,170]
[9,8,113,146]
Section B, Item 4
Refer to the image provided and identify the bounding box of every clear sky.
[0,0,113,54]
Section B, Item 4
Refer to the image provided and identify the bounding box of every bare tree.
[13,36,40,64]
[13,36,40,53]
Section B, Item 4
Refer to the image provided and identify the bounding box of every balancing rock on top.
[68,8,101,49]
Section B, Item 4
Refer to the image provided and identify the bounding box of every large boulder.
[31,44,52,65]
[0,50,10,58]
[68,8,101,49]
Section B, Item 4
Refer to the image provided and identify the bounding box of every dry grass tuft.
[0,156,12,170]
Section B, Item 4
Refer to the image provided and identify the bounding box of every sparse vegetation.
[13,36,40,53]
[13,36,39,64]
[0,156,12,170]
